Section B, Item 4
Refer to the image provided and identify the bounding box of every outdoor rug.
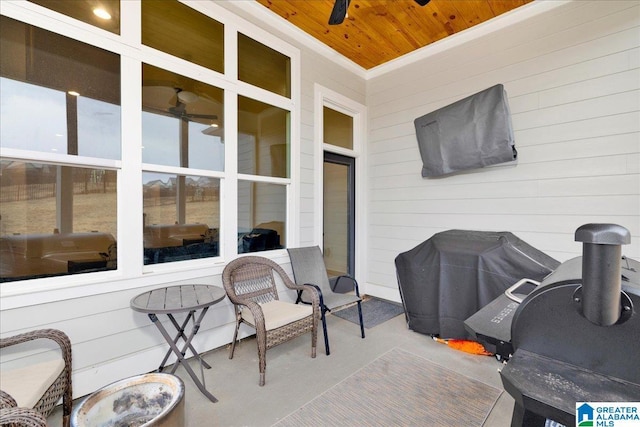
[332,296,405,329]
[274,347,502,426]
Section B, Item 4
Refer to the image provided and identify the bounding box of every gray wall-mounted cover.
[414,84,516,177]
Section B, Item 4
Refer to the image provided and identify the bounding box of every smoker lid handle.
[505,278,541,304]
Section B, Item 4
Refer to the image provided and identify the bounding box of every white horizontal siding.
[366,0,640,302]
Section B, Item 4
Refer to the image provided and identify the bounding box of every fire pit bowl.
[71,373,184,427]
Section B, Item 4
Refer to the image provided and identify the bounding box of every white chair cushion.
[242,300,313,330]
[1,358,65,408]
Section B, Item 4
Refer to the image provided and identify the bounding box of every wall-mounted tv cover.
[414,84,516,177]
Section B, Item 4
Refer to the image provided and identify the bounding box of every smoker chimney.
[574,223,630,326]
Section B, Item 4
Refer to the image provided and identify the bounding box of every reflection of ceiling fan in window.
[168,88,218,121]
[142,85,218,124]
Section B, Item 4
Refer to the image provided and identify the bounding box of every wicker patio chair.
[222,256,320,386]
[0,329,72,427]
[287,246,364,355]
[0,406,48,427]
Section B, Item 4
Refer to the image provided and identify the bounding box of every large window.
[0,16,120,282]
[141,64,224,265]
[1,0,297,285]
[236,95,290,254]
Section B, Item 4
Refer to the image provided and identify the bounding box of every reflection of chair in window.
[222,256,320,386]
[0,329,73,427]
[288,246,365,355]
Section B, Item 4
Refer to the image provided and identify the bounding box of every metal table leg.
[148,309,218,403]
[156,311,212,371]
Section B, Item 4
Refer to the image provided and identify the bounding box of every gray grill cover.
[414,84,516,177]
[395,230,560,339]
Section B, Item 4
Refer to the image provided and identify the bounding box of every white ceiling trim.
[366,0,575,79]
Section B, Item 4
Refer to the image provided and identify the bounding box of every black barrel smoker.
[500,224,640,426]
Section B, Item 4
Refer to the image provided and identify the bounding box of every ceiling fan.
[168,89,218,122]
[329,0,431,25]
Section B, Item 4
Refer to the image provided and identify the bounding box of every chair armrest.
[300,284,325,311]
[299,284,320,317]
[0,407,48,427]
[239,300,267,331]
[335,275,361,297]
[0,390,17,409]
[0,329,72,372]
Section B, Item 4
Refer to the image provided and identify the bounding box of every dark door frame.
[323,151,355,277]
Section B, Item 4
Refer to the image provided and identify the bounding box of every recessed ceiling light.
[68,90,80,97]
[210,123,219,128]
[93,8,111,20]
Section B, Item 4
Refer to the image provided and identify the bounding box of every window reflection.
[78,97,122,159]
[142,0,224,74]
[1,78,67,153]
[238,96,289,178]
[323,106,353,150]
[238,33,290,98]
[0,16,121,159]
[143,173,220,264]
[29,0,121,34]
[0,161,117,281]
[142,65,224,171]
[237,181,286,253]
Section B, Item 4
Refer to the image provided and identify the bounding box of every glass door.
[323,152,355,281]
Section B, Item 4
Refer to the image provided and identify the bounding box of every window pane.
[78,96,122,159]
[0,160,117,281]
[238,96,289,178]
[323,106,353,150]
[0,17,121,159]
[142,0,224,74]
[143,172,220,265]
[237,181,286,253]
[238,33,290,98]
[29,0,120,34]
[142,65,224,170]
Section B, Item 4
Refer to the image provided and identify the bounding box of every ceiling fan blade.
[329,0,350,25]
[185,113,218,120]
[414,0,431,5]
[169,102,186,116]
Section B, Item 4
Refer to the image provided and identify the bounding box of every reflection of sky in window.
[78,97,121,159]
[1,77,121,159]
[142,111,224,174]
[142,112,179,166]
[188,121,224,171]
[1,77,67,152]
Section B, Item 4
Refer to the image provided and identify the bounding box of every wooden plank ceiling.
[255,0,533,69]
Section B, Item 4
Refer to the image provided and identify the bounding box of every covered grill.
[395,230,559,339]
[499,224,640,426]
